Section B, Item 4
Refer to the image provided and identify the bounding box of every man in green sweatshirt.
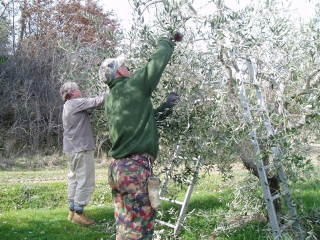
[103,33,182,240]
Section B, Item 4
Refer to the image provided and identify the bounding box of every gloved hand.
[171,32,183,42]
[166,92,179,107]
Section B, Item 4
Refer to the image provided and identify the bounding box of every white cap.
[99,54,126,83]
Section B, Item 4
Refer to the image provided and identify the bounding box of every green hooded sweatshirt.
[105,38,175,159]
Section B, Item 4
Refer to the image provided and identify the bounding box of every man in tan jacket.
[60,82,105,226]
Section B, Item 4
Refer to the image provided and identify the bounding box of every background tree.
[0,0,120,165]
[0,1,10,52]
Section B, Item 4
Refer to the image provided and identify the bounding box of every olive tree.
[124,0,320,223]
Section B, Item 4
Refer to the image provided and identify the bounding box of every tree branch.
[0,0,15,18]
[305,68,320,89]
[219,46,237,99]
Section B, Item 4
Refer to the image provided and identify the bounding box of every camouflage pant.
[108,154,156,240]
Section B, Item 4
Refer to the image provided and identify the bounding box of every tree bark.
[18,0,28,46]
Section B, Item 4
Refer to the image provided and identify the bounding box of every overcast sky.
[102,0,316,31]
[102,0,133,30]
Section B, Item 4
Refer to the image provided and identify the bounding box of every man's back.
[63,96,104,154]
[105,38,175,159]
[106,76,158,159]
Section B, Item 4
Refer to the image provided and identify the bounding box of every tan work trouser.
[67,150,95,206]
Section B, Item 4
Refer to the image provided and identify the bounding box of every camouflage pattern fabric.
[108,155,156,240]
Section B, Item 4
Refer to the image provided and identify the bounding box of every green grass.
[0,207,115,240]
[0,168,319,240]
[294,178,320,237]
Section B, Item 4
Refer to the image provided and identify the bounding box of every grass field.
[0,163,319,240]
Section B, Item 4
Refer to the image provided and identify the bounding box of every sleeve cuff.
[158,37,176,48]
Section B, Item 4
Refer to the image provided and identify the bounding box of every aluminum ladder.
[155,145,202,236]
[234,56,305,239]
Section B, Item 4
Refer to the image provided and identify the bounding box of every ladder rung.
[272,193,281,201]
[250,107,262,111]
[160,197,184,205]
[270,188,290,201]
[264,164,274,170]
[282,189,289,196]
[155,219,176,229]
[161,179,192,185]
[281,219,295,232]
[243,80,252,84]
[185,179,192,185]
[264,163,281,170]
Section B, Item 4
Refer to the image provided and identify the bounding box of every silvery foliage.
[125,1,320,237]
[127,0,230,184]
[68,1,320,239]
[127,0,319,182]
[125,10,317,239]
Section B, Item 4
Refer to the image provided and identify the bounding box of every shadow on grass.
[216,222,268,240]
[294,180,320,239]
[188,193,228,211]
[160,191,229,212]
[156,192,229,239]
[0,206,115,240]
[295,178,320,192]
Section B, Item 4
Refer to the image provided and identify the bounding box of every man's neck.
[69,95,81,100]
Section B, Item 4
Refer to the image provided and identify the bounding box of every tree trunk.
[18,0,28,46]
[237,144,281,212]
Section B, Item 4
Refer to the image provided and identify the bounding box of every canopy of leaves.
[127,0,320,180]
[19,0,119,49]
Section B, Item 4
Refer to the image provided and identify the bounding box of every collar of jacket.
[107,77,128,89]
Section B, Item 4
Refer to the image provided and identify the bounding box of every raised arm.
[73,94,106,112]
[133,38,175,95]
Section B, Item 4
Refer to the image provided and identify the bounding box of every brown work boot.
[67,210,74,221]
[71,213,95,226]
